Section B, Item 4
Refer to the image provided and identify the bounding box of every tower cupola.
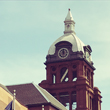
[64,9,75,34]
[47,9,93,66]
[39,9,102,110]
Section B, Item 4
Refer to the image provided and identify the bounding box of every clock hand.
[62,49,65,55]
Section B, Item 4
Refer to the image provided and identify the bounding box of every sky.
[0,1,110,109]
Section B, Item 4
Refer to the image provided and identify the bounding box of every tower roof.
[48,33,85,55]
[48,9,85,55]
[65,9,74,21]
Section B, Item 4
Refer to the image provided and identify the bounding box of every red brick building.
[39,9,102,110]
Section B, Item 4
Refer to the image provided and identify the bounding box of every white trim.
[33,83,50,103]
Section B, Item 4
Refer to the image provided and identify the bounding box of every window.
[83,66,86,76]
[87,71,89,80]
[73,71,77,81]
[72,102,77,110]
[60,67,68,82]
[52,74,56,84]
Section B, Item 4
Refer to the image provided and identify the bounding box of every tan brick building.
[0,84,28,110]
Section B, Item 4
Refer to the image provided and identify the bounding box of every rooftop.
[7,83,68,110]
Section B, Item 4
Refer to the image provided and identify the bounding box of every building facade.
[39,9,102,110]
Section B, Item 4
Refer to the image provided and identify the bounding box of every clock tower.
[39,9,102,110]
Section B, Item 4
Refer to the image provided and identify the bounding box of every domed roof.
[48,33,85,55]
[48,9,85,55]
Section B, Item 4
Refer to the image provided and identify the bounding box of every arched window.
[83,66,86,76]
[73,71,77,81]
[52,74,56,84]
[60,67,68,82]
[87,69,90,80]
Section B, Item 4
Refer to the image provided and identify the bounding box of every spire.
[64,9,75,34]
[65,8,74,21]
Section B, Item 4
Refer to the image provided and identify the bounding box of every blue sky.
[0,1,110,109]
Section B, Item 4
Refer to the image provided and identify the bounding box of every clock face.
[58,48,69,59]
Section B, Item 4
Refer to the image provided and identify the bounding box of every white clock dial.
[58,48,69,59]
